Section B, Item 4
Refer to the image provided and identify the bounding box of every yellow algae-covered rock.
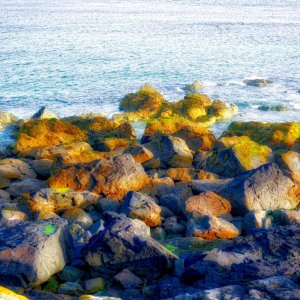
[0,286,28,300]
[120,83,165,114]
[14,119,87,156]
[207,99,238,120]
[223,121,300,150]
[174,94,211,121]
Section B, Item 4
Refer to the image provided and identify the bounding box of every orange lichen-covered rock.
[14,119,87,155]
[49,154,149,200]
[184,191,232,217]
[187,213,239,240]
[0,286,28,300]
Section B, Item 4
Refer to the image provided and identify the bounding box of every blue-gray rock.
[82,213,177,278]
[0,218,72,288]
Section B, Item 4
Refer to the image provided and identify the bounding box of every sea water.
[0,0,299,142]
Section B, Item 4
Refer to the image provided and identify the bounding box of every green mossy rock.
[223,121,300,150]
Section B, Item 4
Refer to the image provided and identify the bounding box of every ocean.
[0,0,300,142]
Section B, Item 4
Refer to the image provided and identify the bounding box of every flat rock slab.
[0,218,72,288]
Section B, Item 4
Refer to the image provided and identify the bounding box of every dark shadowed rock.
[219,163,299,215]
[31,106,58,120]
[0,218,72,288]
[82,213,177,278]
[243,78,272,87]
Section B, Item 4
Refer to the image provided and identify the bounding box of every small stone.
[184,80,202,92]
[1,209,28,221]
[84,277,105,294]
[59,266,85,282]
[58,282,83,295]
[114,269,142,289]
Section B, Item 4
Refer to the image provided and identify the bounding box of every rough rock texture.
[120,191,161,227]
[220,163,299,215]
[28,188,99,214]
[14,119,87,155]
[82,213,177,278]
[144,134,193,168]
[223,121,300,150]
[124,144,154,163]
[184,192,232,217]
[187,213,240,239]
[7,178,47,197]
[0,158,37,180]
[0,218,72,288]
[181,225,300,291]
[49,154,149,200]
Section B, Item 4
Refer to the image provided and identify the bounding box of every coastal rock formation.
[200,136,272,177]
[49,154,149,200]
[0,218,72,288]
[143,134,193,168]
[184,80,203,92]
[220,163,299,215]
[223,121,300,150]
[82,213,177,278]
[14,119,87,156]
[0,158,37,180]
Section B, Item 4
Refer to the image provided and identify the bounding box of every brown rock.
[49,154,149,200]
[14,119,86,156]
[0,158,37,180]
[167,168,197,182]
[185,191,231,217]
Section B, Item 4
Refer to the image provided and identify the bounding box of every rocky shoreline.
[0,84,299,300]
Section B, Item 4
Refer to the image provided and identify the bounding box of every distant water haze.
[0,0,299,130]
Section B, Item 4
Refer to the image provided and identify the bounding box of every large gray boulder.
[82,213,177,278]
[219,163,299,215]
[0,218,72,288]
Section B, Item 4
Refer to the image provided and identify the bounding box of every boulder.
[184,192,231,217]
[186,213,239,240]
[275,150,300,181]
[82,213,177,278]
[48,154,149,200]
[258,104,289,111]
[31,106,58,120]
[83,277,105,294]
[184,80,203,92]
[222,121,300,150]
[243,78,272,87]
[163,216,186,235]
[0,218,72,288]
[119,83,164,116]
[28,188,99,214]
[220,163,299,215]
[120,191,161,227]
[0,110,18,129]
[0,158,37,180]
[191,179,232,194]
[1,209,28,221]
[144,134,193,168]
[14,119,86,156]
[7,178,47,197]
[207,100,238,120]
